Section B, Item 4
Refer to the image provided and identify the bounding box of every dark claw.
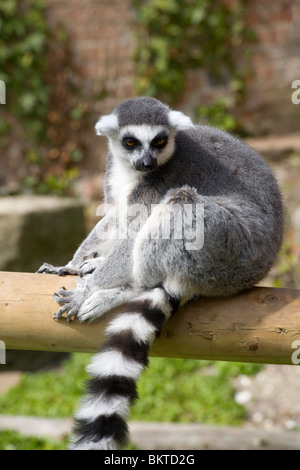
[37,263,57,274]
[58,287,68,296]
[53,304,72,320]
[58,268,67,276]
[80,268,95,277]
[66,307,77,322]
[59,267,79,276]
[53,293,67,305]
[53,309,63,320]
[38,268,50,274]
[66,313,73,323]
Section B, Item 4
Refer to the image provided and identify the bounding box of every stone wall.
[179,1,300,135]
[44,0,136,174]
[238,0,300,134]
[45,0,300,140]
[46,0,135,111]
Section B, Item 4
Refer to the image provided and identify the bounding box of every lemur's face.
[113,125,175,172]
[95,99,194,173]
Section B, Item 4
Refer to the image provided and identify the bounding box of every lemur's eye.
[123,137,138,149]
[152,136,168,148]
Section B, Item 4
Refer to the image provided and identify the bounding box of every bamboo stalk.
[0,271,300,364]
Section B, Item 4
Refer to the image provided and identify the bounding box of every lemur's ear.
[95,113,119,136]
[168,110,194,131]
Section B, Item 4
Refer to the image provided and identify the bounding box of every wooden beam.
[0,271,300,365]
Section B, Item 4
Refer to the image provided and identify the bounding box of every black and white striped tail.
[71,287,180,450]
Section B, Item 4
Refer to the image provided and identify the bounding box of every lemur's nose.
[142,160,157,171]
[135,154,157,172]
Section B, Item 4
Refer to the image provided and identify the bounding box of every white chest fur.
[109,157,141,236]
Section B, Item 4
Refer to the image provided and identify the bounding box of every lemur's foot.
[53,286,87,322]
[37,263,79,276]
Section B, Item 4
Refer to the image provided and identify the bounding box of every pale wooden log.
[0,271,300,364]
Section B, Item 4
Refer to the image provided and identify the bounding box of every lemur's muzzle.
[134,153,158,172]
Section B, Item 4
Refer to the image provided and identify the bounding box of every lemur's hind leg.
[71,286,142,323]
[132,186,205,304]
[53,239,138,322]
[132,185,258,301]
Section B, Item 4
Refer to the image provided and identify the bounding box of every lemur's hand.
[37,263,79,276]
[79,257,105,277]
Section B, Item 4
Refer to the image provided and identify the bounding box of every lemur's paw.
[79,257,105,277]
[37,263,79,276]
[37,263,59,274]
[53,286,87,322]
[76,292,104,323]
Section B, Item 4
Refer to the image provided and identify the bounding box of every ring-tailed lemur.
[38,97,283,450]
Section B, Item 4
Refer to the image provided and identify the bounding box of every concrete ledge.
[246,134,300,161]
[0,196,86,272]
[0,416,299,450]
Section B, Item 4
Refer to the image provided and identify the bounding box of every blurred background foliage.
[133,0,255,104]
[0,0,255,195]
[0,0,89,195]
[0,0,49,141]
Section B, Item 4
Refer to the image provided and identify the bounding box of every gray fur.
[38,96,283,318]
[114,96,170,127]
[38,97,283,449]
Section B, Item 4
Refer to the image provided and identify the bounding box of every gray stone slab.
[0,196,86,272]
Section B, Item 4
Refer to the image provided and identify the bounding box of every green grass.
[0,354,261,449]
[133,358,260,425]
[0,430,66,450]
[0,354,88,417]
